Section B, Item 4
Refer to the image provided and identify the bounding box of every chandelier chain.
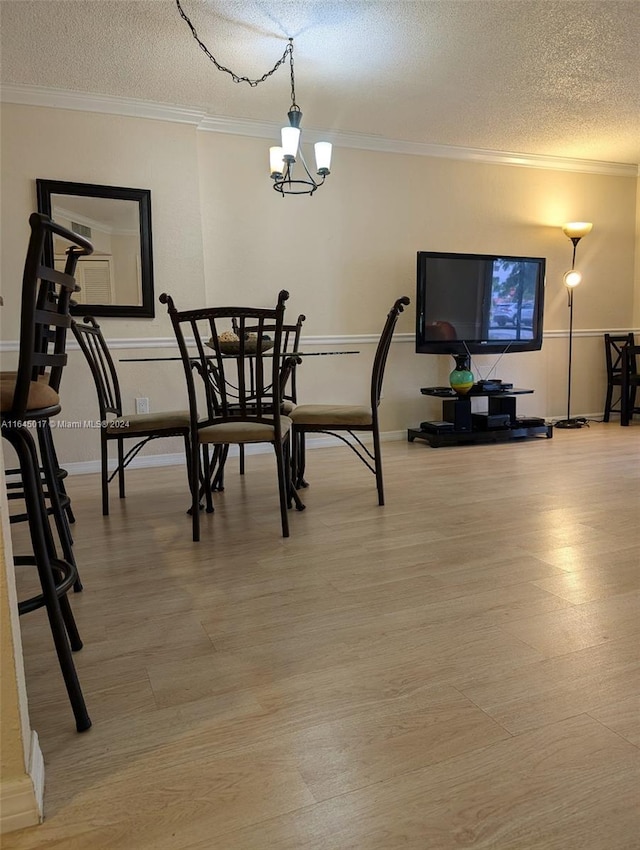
[288,45,299,111]
[175,0,293,87]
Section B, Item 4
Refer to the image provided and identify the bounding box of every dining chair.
[231,312,306,476]
[620,343,640,426]
[604,333,636,421]
[1,212,93,731]
[71,316,191,515]
[159,289,305,541]
[291,295,410,505]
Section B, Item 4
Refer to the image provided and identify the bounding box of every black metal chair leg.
[21,441,84,653]
[287,437,306,511]
[117,438,125,499]
[100,435,109,515]
[274,441,290,538]
[37,423,83,592]
[210,444,229,492]
[7,426,91,732]
[372,426,384,506]
[190,438,201,542]
[294,430,309,488]
[603,385,613,421]
[201,445,214,513]
[45,429,76,525]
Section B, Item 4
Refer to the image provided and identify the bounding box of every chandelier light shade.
[314,142,333,173]
[555,221,593,430]
[281,122,301,160]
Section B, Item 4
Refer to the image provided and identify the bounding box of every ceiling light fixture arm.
[272,147,328,196]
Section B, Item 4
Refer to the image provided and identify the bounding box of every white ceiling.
[1,0,639,166]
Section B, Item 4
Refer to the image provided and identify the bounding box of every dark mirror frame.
[36,179,155,318]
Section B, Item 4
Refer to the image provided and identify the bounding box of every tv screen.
[416,251,546,355]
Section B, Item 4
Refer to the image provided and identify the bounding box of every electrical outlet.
[135,397,149,415]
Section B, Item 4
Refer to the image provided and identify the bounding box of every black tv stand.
[408,386,552,448]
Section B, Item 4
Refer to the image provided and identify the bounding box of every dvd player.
[471,413,511,430]
[470,380,514,393]
[420,420,455,433]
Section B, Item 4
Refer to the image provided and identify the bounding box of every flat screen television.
[416,251,546,355]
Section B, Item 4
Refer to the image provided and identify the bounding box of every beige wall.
[1,102,638,467]
[0,453,42,832]
[635,178,640,328]
[198,132,636,335]
[0,104,206,339]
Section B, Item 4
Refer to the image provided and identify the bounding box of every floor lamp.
[555,221,593,429]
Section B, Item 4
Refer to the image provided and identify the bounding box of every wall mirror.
[36,179,155,318]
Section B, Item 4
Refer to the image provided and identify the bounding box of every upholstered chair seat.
[0,372,60,413]
[106,410,191,435]
[291,404,372,427]
[199,416,292,445]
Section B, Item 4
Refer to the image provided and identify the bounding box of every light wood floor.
[4,423,640,849]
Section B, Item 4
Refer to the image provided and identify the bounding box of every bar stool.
[4,291,81,589]
[603,333,635,421]
[621,343,640,426]
[1,212,93,731]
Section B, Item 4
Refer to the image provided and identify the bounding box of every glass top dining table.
[117,349,360,506]
[119,350,359,362]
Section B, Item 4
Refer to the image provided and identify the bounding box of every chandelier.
[175,1,332,197]
[268,40,332,196]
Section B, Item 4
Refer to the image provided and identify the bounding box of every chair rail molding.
[1,329,636,354]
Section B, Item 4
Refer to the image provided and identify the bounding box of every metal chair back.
[160,291,290,435]
[604,333,636,420]
[371,296,411,415]
[71,317,123,421]
[9,213,93,417]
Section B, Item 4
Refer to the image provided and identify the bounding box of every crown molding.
[0,83,640,177]
[2,83,637,177]
[0,83,206,125]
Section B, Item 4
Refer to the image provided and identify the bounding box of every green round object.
[449,354,474,395]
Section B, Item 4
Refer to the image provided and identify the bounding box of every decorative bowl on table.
[208,333,274,355]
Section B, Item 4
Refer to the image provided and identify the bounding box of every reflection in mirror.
[51,196,141,308]
[36,180,154,318]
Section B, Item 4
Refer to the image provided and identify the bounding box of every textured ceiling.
[1,0,639,165]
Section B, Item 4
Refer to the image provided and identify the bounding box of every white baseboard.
[63,430,408,476]
[0,732,44,834]
[65,451,187,476]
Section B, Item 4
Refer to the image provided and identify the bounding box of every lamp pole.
[565,285,575,423]
[555,222,592,430]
